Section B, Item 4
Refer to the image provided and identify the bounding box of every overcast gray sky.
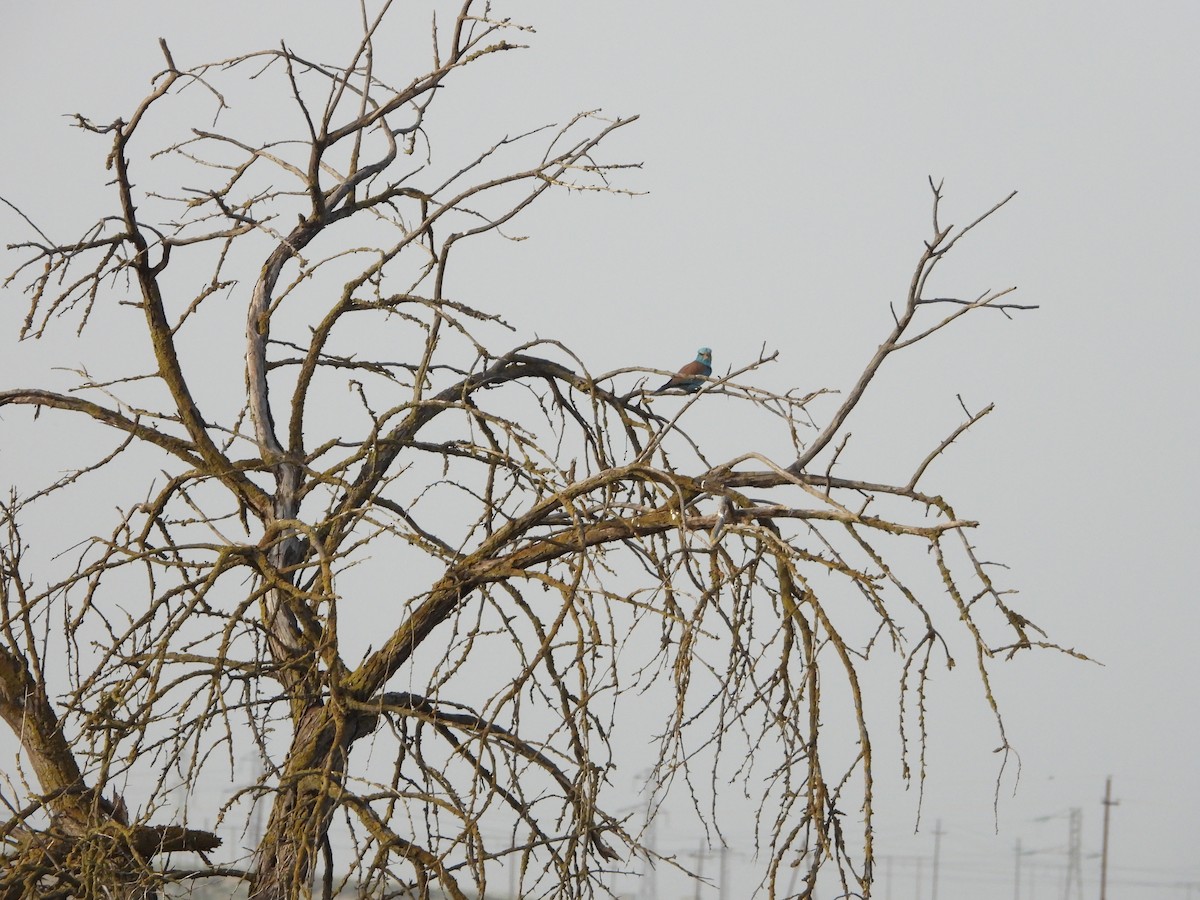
[2,3,1198,898]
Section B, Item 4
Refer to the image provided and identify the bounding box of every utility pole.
[931,820,944,900]
[718,843,729,900]
[1013,838,1021,900]
[691,841,706,900]
[240,752,265,851]
[1100,776,1118,900]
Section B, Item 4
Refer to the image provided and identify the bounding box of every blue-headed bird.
[653,347,712,393]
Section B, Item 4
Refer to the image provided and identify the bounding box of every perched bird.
[653,347,713,393]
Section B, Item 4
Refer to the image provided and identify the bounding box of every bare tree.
[0,3,1076,898]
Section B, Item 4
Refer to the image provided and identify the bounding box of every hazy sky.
[2,3,1198,898]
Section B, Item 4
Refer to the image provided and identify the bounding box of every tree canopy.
[0,4,1076,898]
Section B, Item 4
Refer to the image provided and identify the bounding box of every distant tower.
[635,770,659,900]
[637,812,658,900]
[1063,808,1083,900]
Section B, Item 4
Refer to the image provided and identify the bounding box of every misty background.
[2,3,1197,897]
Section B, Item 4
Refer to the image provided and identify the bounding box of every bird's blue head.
[696,347,712,364]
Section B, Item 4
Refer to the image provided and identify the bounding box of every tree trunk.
[251,705,366,900]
